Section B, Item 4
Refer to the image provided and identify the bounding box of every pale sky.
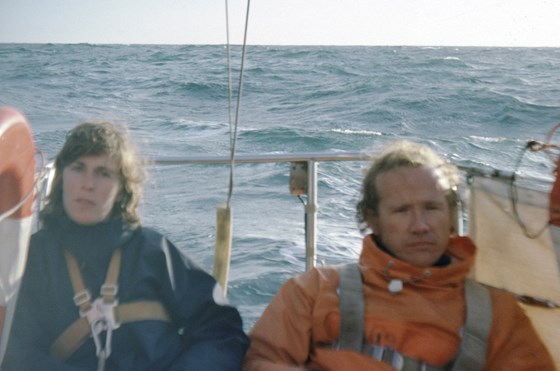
[1,0,559,47]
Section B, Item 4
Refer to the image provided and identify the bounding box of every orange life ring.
[0,107,35,339]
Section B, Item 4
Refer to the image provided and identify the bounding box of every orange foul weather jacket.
[244,235,555,371]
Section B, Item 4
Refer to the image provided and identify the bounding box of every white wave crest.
[330,128,382,136]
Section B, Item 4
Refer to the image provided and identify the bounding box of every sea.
[1,43,560,330]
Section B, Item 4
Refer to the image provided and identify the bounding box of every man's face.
[367,166,451,267]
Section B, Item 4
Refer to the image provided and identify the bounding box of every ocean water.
[1,43,560,329]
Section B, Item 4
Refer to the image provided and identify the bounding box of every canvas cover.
[468,175,560,367]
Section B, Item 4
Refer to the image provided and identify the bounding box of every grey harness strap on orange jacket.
[335,263,492,371]
[50,248,171,364]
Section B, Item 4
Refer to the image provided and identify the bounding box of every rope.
[225,0,252,208]
[543,122,560,163]
[508,123,560,239]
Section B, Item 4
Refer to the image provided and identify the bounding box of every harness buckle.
[388,350,404,370]
[83,297,121,330]
[73,290,92,307]
[100,284,118,301]
[81,297,119,369]
[370,345,404,370]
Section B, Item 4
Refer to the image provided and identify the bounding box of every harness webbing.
[50,312,90,360]
[50,249,171,362]
[50,300,171,361]
[337,261,364,351]
[452,279,492,371]
[336,263,492,371]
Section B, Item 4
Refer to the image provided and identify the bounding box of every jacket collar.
[359,234,476,287]
[42,213,138,260]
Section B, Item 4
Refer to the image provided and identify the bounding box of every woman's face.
[62,154,121,225]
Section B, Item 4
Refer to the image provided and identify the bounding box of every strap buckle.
[73,290,92,307]
[81,297,120,369]
[100,284,118,302]
[82,297,121,331]
[370,345,404,370]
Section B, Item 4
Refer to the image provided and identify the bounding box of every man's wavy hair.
[41,121,146,225]
[356,140,460,233]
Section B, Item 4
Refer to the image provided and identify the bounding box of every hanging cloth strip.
[50,248,171,369]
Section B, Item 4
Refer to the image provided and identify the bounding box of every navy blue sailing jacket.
[3,214,249,370]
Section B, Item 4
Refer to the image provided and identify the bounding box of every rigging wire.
[213,0,251,294]
[225,1,233,148]
[225,0,251,208]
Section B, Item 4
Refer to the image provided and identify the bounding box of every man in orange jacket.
[244,140,555,370]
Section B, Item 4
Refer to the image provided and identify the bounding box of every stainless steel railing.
[151,152,370,270]
[38,151,521,271]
